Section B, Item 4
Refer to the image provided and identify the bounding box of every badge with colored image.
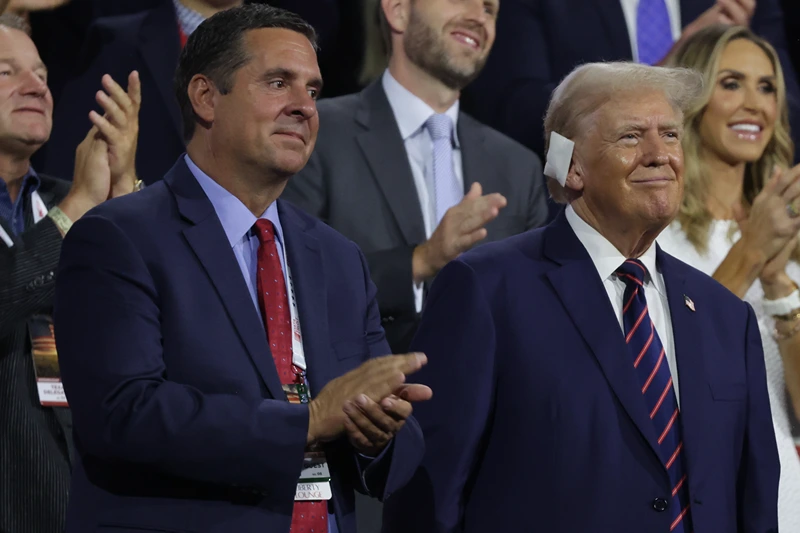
[282,383,310,404]
[28,315,68,407]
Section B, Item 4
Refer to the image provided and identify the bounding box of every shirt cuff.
[413,281,424,314]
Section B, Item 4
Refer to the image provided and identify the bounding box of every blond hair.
[665,24,794,254]
[543,61,704,203]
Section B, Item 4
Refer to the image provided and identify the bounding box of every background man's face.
[402,0,498,90]
[0,26,53,156]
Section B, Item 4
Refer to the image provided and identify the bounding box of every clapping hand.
[343,384,433,456]
[88,71,142,198]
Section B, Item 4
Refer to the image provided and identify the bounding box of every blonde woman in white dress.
[658,24,800,530]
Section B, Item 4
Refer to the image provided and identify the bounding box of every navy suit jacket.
[53,159,424,533]
[462,0,800,161]
[382,211,780,533]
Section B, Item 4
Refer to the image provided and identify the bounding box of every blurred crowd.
[2,0,800,532]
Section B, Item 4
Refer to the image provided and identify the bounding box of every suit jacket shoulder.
[313,92,364,150]
[86,175,363,264]
[280,198,363,254]
[77,181,175,252]
[459,111,542,168]
[316,91,362,120]
[459,225,546,272]
[658,248,751,316]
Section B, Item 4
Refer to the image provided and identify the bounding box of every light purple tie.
[637,0,674,65]
[426,114,462,226]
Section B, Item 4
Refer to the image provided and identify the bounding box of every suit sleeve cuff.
[356,440,395,497]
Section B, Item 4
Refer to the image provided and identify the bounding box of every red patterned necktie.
[254,219,328,533]
[177,24,188,48]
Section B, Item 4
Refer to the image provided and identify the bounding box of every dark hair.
[0,13,32,35]
[174,4,318,140]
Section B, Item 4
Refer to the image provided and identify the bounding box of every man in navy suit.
[463,0,800,163]
[383,62,780,532]
[53,6,430,533]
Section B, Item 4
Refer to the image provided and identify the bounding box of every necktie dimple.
[425,113,462,227]
[637,0,674,65]
[616,259,692,532]
[254,219,328,533]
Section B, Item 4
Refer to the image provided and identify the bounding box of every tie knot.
[616,259,648,286]
[426,113,453,141]
[253,219,275,244]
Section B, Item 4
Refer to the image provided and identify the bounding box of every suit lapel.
[138,2,184,143]
[355,81,426,246]
[277,201,333,397]
[458,114,491,194]
[657,247,709,490]
[588,0,633,60]
[543,212,665,466]
[166,160,285,400]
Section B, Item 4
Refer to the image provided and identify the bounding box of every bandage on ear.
[543,132,575,187]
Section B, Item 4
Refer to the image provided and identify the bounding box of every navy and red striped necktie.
[616,259,691,532]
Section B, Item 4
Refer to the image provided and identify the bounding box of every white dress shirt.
[382,69,463,312]
[619,0,682,62]
[566,205,680,403]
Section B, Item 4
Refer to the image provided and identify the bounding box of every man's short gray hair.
[543,61,704,203]
[0,13,31,35]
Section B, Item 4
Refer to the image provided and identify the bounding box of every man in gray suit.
[282,0,548,354]
[0,14,140,533]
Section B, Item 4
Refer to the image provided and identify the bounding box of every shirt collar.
[172,0,206,37]
[184,154,284,248]
[381,69,460,147]
[0,166,41,197]
[565,203,659,286]
[22,167,40,196]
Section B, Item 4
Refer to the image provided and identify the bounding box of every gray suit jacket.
[0,174,73,533]
[282,80,548,353]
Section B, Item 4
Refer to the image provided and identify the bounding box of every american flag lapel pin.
[684,295,695,312]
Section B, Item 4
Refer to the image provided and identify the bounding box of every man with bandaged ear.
[383,61,781,533]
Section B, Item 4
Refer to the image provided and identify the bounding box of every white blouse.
[658,220,800,531]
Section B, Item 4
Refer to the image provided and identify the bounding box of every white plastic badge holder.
[295,481,332,501]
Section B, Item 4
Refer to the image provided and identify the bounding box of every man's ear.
[565,157,585,193]
[382,0,411,34]
[187,74,217,129]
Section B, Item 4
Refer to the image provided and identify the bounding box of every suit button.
[652,498,668,512]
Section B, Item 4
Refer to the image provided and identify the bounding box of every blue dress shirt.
[0,168,41,235]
